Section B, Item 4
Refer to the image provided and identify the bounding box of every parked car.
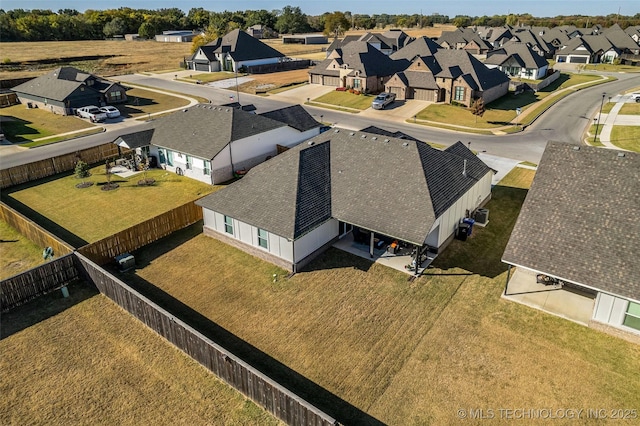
[99,106,121,118]
[371,92,396,110]
[76,106,107,123]
[630,93,640,103]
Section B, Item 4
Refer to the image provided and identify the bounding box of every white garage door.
[310,74,322,84]
[388,86,402,95]
[323,76,340,86]
[414,89,434,101]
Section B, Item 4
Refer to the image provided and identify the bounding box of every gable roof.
[113,128,155,149]
[149,104,285,159]
[197,129,492,244]
[502,142,640,302]
[485,42,549,69]
[390,36,442,60]
[310,41,400,78]
[259,105,321,132]
[201,29,284,62]
[431,49,509,90]
[12,66,106,101]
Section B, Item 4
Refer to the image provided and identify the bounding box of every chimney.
[462,159,467,177]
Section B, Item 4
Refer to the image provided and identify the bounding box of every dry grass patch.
[497,167,536,189]
[619,102,640,115]
[261,39,329,57]
[120,87,191,118]
[129,187,640,424]
[4,168,217,244]
[0,40,191,80]
[0,220,44,279]
[0,104,96,142]
[312,91,374,110]
[0,283,279,425]
[235,68,311,94]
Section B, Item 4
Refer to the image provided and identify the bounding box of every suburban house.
[484,42,549,80]
[326,30,413,56]
[115,104,321,184]
[602,24,640,56]
[385,50,510,105]
[155,30,200,43]
[186,29,285,72]
[437,27,493,55]
[195,129,493,272]
[624,25,640,44]
[12,66,127,115]
[502,142,640,339]
[308,41,400,92]
[476,26,513,48]
[246,25,275,39]
[554,36,602,64]
[508,28,557,58]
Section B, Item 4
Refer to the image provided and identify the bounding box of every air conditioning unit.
[115,253,135,272]
[474,208,489,225]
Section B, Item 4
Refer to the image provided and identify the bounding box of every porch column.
[504,265,512,295]
[414,245,420,276]
[370,232,374,258]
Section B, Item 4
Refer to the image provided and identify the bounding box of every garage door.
[414,89,434,101]
[310,74,322,84]
[323,76,340,86]
[195,62,209,72]
[569,56,588,63]
[388,86,402,95]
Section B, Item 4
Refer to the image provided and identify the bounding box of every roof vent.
[182,109,188,112]
[371,136,377,140]
[334,129,340,133]
[308,141,314,146]
[462,159,468,177]
[573,146,580,151]
[349,132,355,136]
[402,142,409,147]
[383,139,390,143]
[361,134,367,139]
[617,152,625,157]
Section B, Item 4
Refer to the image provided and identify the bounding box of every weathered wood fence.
[77,201,203,266]
[0,202,74,257]
[75,253,337,426]
[0,143,125,189]
[0,254,78,311]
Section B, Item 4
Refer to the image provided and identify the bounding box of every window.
[224,216,234,235]
[454,86,465,101]
[185,155,192,170]
[623,302,640,331]
[257,228,268,249]
[110,91,122,101]
[203,160,210,175]
[353,79,361,89]
[166,150,174,166]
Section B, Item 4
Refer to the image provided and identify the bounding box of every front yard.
[3,167,218,245]
[0,282,279,425]
[611,126,640,152]
[311,90,375,111]
[0,104,96,143]
[124,179,640,424]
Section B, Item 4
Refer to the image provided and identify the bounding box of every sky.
[2,0,638,18]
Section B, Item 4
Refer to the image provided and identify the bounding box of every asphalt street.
[1,71,638,169]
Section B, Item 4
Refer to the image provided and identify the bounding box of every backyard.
[3,167,218,245]
[0,220,44,280]
[119,174,640,424]
[0,282,279,425]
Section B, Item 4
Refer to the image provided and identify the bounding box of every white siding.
[238,221,253,244]
[593,293,638,334]
[293,219,339,262]
[203,209,217,230]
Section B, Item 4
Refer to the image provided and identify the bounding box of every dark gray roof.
[359,126,421,142]
[602,26,640,52]
[310,41,400,78]
[150,104,285,160]
[432,50,509,91]
[503,142,640,301]
[12,66,103,101]
[485,43,549,69]
[259,105,320,132]
[113,128,155,149]
[390,36,442,61]
[198,29,284,62]
[197,129,492,244]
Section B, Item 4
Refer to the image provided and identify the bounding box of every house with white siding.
[502,142,640,340]
[115,104,321,184]
[196,129,493,272]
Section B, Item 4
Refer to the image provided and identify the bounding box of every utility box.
[456,223,470,241]
[474,208,489,224]
[115,253,135,272]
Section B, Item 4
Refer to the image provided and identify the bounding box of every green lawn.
[0,220,45,280]
[119,87,191,118]
[601,102,615,114]
[312,91,374,110]
[611,126,640,152]
[620,102,640,115]
[0,104,95,142]
[0,283,279,425]
[4,168,217,244]
[126,184,640,424]
[495,166,536,190]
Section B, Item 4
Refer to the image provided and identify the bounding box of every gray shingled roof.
[149,104,285,160]
[310,41,400,78]
[502,142,640,301]
[432,50,509,90]
[485,43,549,69]
[12,66,103,101]
[113,128,155,149]
[390,36,442,60]
[197,129,492,244]
[195,29,284,62]
[259,105,320,132]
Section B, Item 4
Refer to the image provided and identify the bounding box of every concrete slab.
[268,83,335,105]
[358,99,430,123]
[477,153,521,185]
[205,76,253,88]
[503,268,595,325]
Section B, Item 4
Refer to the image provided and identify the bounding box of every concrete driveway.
[359,99,429,124]
[269,83,335,105]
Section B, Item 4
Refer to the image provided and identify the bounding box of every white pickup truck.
[76,106,107,123]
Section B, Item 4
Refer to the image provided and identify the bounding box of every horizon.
[1,1,638,18]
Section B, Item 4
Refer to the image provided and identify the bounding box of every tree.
[103,17,126,37]
[275,5,308,34]
[323,12,350,38]
[468,98,486,124]
[74,159,93,188]
[138,21,156,39]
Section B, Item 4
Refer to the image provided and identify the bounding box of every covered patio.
[333,228,438,275]
[503,268,596,325]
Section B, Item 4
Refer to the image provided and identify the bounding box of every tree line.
[1,6,639,42]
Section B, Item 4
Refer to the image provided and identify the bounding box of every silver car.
[372,92,396,110]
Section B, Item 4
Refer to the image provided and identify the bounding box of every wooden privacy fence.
[0,202,74,257]
[75,253,337,426]
[77,201,203,266]
[1,254,78,311]
[0,143,124,189]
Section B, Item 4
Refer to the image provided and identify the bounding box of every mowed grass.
[0,221,45,280]
[119,87,192,118]
[0,283,280,425]
[611,126,640,152]
[4,168,217,244]
[130,184,640,424]
[312,91,375,110]
[620,102,640,115]
[496,166,537,189]
[0,104,96,142]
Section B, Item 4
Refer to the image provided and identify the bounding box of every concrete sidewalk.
[590,92,640,150]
